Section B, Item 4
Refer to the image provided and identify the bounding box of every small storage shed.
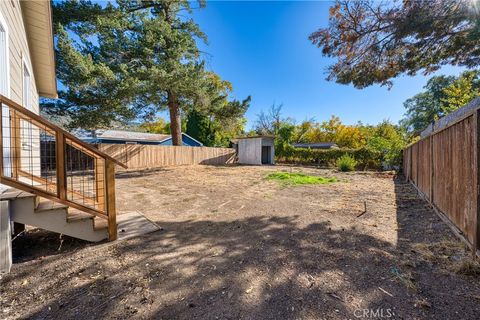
[232,136,275,165]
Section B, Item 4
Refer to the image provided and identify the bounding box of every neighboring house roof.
[21,1,57,98]
[92,129,171,142]
[292,142,339,149]
[73,129,204,146]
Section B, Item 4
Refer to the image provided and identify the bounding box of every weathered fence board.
[404,112,479,250]
[96,144,236,170]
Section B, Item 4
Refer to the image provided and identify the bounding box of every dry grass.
[391,268,418,292]
[412,240,466,263]
[452,259,480,276]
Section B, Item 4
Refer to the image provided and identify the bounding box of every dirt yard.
[2,165,480,319]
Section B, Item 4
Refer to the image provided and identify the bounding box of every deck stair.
[0,94,127,242]
[1,190,108,242]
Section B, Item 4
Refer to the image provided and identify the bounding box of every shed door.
[262,146,271,164]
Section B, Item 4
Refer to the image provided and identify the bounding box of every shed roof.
[232,135,275,141]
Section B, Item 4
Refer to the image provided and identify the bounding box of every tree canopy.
[310,0,480,88]
[401,70,480,135]
[43,0,249,146]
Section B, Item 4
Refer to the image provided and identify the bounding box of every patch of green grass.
[265,172,337,186]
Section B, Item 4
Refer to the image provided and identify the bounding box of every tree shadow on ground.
[3,175,480,320]
[11,229,94,263]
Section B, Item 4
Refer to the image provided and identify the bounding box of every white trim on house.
[0,11,11,191]
[22,54,32,110]
[0,10,10,99]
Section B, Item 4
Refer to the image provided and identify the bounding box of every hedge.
[275,144,383,169]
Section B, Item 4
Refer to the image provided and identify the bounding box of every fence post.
[474,110,480,257]
[430,135,434,204]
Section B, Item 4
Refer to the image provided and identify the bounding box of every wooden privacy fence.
[95,144,236,170]
[403,98,480,253]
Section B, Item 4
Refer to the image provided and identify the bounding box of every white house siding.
[0,0,41,190]
[0,0,39,112]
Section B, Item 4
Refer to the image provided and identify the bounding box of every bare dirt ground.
[2,165,480,319]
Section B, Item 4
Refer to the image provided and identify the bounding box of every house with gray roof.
[75,129,204,147]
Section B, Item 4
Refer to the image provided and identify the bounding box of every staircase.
[2,190,108,242]
[0,95,127,242]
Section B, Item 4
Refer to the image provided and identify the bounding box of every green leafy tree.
[275,123,296,155]
[401,71,480,136]
[186,109,215,146]
[366,121,407,167]
[140,117,170,134]
[400,75,455,135]
[184,71,250,147]
[310,0,480,88]
[441,70,480,113]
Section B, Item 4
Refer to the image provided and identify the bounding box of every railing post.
[56,132,66,200]
[95,158,105,211]
[0,102,3,178]
[105,159,117,241]
[10,111,21,179]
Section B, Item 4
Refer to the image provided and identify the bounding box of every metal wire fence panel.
[0,97,113,217]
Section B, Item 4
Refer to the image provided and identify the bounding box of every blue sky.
[189,0,465,129]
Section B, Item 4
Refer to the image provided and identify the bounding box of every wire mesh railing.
[0,95,126,240]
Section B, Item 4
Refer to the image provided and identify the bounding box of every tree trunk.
[168,91,182,146]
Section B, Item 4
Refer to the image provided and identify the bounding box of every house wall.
[0,0,39,111]
[237,138,262,165]
[0,0,41,189]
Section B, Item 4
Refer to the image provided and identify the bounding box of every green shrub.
[336,155,357,172]
[275,144,382,169]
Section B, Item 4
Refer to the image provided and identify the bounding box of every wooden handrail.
[0,95,127,168]
[0,95,127,241]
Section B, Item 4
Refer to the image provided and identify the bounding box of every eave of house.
[21,0,57,99]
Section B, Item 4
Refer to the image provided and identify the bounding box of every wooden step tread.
[67,208,95,222]
[0,190,35,201]
[35,200,69,212]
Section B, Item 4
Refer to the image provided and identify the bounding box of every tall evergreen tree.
[44,0,212,146]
